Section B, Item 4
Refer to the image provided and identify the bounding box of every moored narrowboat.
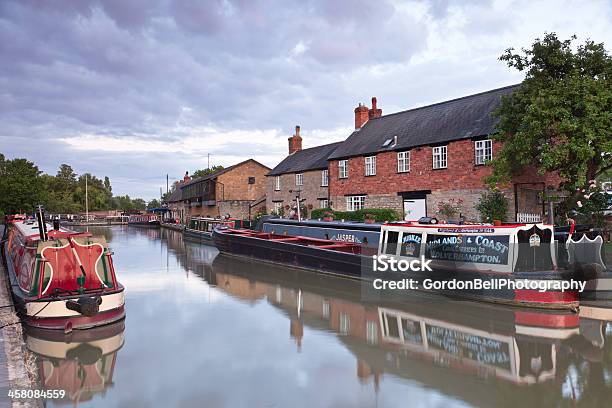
[212,220,598,310]
[1,208,125,331]
[128,214,160,227]
[184,217,235,244]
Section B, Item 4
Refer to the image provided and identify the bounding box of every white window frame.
[346,195,366,211]
[397,151,410,173]
[339,160,348,179]
[295,173,303,186]
[319,199,329,209]
[475,139,493,165]
[273,201,283,214]
[365,156,376,176]
[339,313,350,335]
[274,176,280,191]
[432,146,447,169]
[321,169,329,187]
[366,320,378,344]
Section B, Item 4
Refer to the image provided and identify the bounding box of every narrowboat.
[1,208,125,331]
[256,216,381,248]
[128,214,160,227]
[183,217,235,244]
[212,220,594,309]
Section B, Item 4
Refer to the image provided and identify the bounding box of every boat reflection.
[159,229,612,405]
[24,320,125,405]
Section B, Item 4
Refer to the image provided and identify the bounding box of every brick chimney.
[354,103,369,129]
[369,96,382,119]
[183,171,190,182]
[288,125,302,154]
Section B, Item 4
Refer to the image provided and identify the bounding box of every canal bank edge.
[0,226,42,408]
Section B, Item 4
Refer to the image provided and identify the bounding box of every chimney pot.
[354,103,369,129]
[368,96,382,120]
[288,125,303,154]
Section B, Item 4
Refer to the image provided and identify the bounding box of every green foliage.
[0,155,45,214]
[572,181,610,227]
[147,199,161,209]
[0,154,148,216]
[310,208,401,222]
[192,165,225,178]
[476,190,509,223]
[490,33,612,211]
[252,207,268,224]
[436,198,464,219]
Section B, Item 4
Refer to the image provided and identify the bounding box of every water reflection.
[30,226,611,407]
[24,321,124,405]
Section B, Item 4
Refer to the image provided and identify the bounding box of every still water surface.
[27,226,612,407]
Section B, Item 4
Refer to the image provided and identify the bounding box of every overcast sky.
[1,0,611,200]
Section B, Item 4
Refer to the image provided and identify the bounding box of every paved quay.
[0,226,41,408]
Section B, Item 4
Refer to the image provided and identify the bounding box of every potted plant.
[323,211,334,222]
[364,213,376,224]
[437,198,464,222]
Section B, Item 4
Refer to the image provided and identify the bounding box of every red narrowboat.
[1,208,125,331]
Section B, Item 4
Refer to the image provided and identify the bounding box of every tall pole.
[166,174,169,194]
[207,153,210,170]
[85,174,89,231]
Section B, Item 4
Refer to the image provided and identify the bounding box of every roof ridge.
[369,83,520,121]
[292,140,343,153]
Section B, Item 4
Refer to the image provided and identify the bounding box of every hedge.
[310,208,401,222]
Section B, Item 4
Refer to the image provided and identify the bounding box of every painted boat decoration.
[184,217,234,244]
[128,214,160,227]
[1,208,125,331]
[212,221,589,309]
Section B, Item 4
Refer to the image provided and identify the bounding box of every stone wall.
[217,160,269,201]
[266,170,329,217]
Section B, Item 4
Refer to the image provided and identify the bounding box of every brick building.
[164,172,191,224]
[178,159,269,220]
[327,85,559,221]
[266,125,341,217]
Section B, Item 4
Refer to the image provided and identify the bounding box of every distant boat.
[1,207,125,331]
[184,217,235,244]
[127,214,160,227]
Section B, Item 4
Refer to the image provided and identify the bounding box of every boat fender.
[66,296,102,317]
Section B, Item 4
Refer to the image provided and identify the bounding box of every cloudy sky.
[1,0,611,200]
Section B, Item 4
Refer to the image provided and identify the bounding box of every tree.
[0,156,45,214]
[490,33,612,210]
[147,199,161,209]
[192,165,224,178]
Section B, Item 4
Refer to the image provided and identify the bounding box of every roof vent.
[382,138,393,148]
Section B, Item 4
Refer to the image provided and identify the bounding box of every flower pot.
[364,218,375,224]
[323,217,333,222]
[493,219,502,226]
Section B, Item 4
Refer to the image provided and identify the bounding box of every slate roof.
[328,84,519,160]
[165,186,183,203]
[267,142,343,176]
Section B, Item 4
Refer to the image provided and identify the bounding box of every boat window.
[400,232,423,257]
[384,231,399,255]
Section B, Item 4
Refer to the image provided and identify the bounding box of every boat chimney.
[36,205,48,241]
[53,218,60,230]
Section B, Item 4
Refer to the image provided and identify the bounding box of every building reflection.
[166,231,612,406]
[24,320,125,405]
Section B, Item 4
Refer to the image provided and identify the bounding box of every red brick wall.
[329,139,561,196]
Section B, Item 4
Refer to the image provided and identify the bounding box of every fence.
[516,212,541,223]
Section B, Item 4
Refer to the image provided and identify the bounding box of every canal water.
[25,226,612,407]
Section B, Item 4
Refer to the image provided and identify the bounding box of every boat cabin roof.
[384,221,553,230]
[12,219,89,242]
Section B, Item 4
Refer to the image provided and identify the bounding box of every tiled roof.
[267,142,343,176]
[328,84,519,160]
